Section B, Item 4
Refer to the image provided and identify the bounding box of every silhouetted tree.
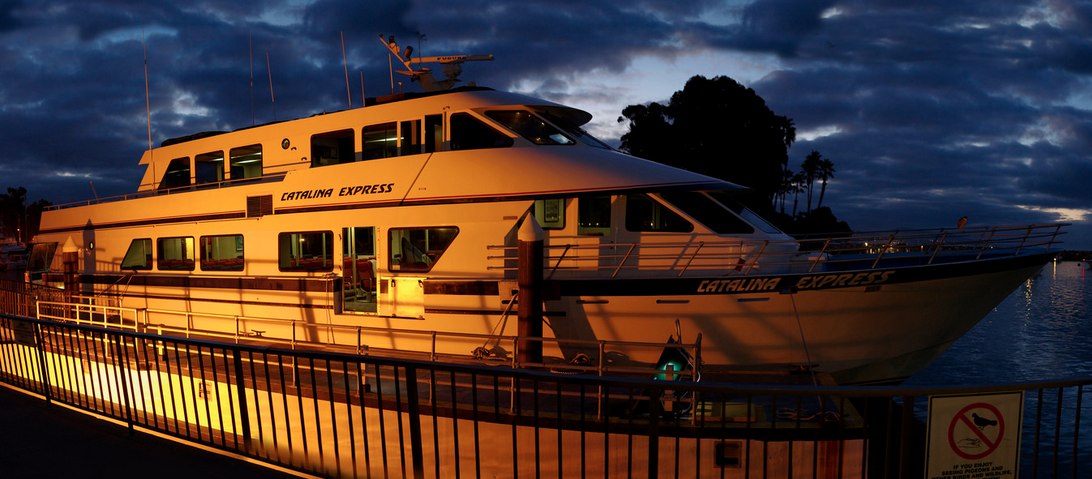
[618,75,795,214]
[776,166,795,215]
[790,172,806,217]
[618,75,849,236]
[801,151,822,213]
[816,156,835,209]
[0,187,51,243]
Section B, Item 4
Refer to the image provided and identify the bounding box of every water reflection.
[909,260,1091,386]
[905,261,1091,477]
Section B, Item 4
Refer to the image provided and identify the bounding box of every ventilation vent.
[247,195,273,217]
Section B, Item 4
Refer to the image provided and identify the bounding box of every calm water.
[902,261,1091,476]
[907,260,1092,386]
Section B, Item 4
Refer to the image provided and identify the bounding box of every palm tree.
[801,151,822,213]
[816,157,836,209]
[775,166,795,215]
[790,172,806,217]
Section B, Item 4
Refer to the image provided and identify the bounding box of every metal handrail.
[487,223,1069,276]
[30,298,701,379]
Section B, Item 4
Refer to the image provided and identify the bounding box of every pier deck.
[0,383,304,478]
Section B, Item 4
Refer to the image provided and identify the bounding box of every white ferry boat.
[29,84,1065,384]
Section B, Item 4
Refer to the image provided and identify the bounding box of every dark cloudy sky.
[1,0,1090,249]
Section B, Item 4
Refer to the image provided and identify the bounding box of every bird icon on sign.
[972,412,998,430]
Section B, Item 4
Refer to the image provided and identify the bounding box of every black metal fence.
[1,313,1089,478]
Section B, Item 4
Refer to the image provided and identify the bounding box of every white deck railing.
[487,223,1068,276]
[32,298,700,380]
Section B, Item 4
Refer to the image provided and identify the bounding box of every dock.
[0,383,303,478]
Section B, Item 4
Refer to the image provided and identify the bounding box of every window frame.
[160,157,192,190]
[362,122,398,160]
[449,112,514,151]
[120,238,153,270]
[156,236,196,271]
[229,144,263,179]
[278,230,334,272]
[388,226,459,273]
[199,234,245,271]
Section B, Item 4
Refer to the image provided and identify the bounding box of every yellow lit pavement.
[0,384,307,478]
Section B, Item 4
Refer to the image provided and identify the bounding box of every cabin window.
[533,198,566,229]
[625,194,693,233]
[486,110,574,145]
[362,122,398,160]
[577,195,612,235]
[195,151,225,184]
[200,234,244,271]
[160,157,191,190]
[120,239,152,270]
[279,231,333,272]
[342,226,377,313]
[230,144,263,179]
[389,226,458,272]
[660,191,753,234]
[450,113,513,150]
[312,129,356,167]
[26,242,58,273]
[535,107,613,149]
[157,236,195,271]
[425,114,443,152]
[707,191,785,234]
[400,120,423,155]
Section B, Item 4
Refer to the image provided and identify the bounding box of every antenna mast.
[266,51,277,120]
[249,33,255,125]
[341,31,352,108]
[378,32,493,92]
[143,29,154,182]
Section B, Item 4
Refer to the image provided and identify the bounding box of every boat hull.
[73,252,1048,385]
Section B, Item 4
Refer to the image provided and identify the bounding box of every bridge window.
[200,234,244,271]
[195,151,224,184]
[157,236,195,271]
[660,191,752,234]
[625,194,693,233]
[577,195,612,235]
[450,113,513,150]
[363,122,398,160]
[706,191,785,235]
[425,114,443,152]
[486,110,574,145]
[121,239,152,270]
[535,107,612,149]
[312,129,356,167]
[400,119,423,155]
[389,226,458,272]
[279,231,333,272]
[159,157,191,190]
[27,242,58,273]
[230,144,263,179]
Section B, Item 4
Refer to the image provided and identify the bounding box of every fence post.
[33,322,52,404]
[232,349,253,450]
[112,333,135,435]
[647,386,661,478]
[405,365,425,479]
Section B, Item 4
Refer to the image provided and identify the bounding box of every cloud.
[0,0,1087,250]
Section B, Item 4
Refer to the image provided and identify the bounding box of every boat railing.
[44,172,289,211]
[32,299,701,381]
[486,223,1068,276]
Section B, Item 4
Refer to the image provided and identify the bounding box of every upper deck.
[51,87,736,214]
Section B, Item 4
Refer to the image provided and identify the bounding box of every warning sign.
[926,391,1022,479]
